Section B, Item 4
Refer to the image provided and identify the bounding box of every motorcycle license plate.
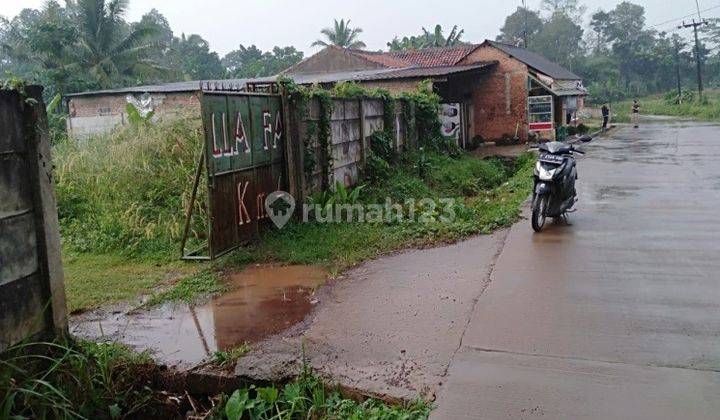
[539,153,565,164]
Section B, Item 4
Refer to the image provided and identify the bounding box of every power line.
[650,3,720,29]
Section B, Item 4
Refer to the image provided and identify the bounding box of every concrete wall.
[460,44,530,143]
[1,86,66,352]
[67,91,201,138]
[298,97,413,194]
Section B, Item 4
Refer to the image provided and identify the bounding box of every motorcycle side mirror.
[579,135,593,143]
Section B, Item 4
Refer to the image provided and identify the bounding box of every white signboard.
[440,103,461,144]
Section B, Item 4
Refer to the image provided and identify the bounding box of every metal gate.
[182,90,285,259]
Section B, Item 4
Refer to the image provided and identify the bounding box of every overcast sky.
[3,0,718,56]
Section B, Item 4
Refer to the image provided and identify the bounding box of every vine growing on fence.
[279,77,448,191]
[280,77,333,188]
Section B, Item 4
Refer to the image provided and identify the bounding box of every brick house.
[65,41,585,143]
[65,79,245,138]
[262,41,586,144]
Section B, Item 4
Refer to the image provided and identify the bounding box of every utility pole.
[678,18,709,100]
[522,0,528,48]
[674,39,682,103]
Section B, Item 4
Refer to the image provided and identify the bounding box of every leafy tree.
[0,2,91,95]
[701,17,720,50]
[530,12,585,71]
[266,46,304,74]
[223,44,263,75]
[541,0,586,19]
[312,19,365,49]
[497,7,544,46]
[135,9,173,45]
[387,24,465,51]
[223,45,303,78]
[170,33,225,79]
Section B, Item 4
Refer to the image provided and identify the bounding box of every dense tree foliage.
[496,1,720,103]
[223,45,303,78]
[387,25,465,51]
[2,0,718,107]
[0,1,303,97]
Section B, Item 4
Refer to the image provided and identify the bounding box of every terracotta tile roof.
[348,50,411,68]
[387,44,479,68]
[349,44,480,69]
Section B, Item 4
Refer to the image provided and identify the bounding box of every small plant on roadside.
[212,343,251,368]
[222,368,430,420]
[331,181,364,205]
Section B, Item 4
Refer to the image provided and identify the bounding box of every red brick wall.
[460,45,529,143]
[68,91,201,118]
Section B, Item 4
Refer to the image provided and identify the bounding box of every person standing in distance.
[631,99,640,128]
[601,104,610,132]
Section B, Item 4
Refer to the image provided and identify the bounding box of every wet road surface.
[235,232,508,400]
[432,120,720,419]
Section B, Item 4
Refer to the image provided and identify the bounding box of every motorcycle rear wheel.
[531,194,548,232]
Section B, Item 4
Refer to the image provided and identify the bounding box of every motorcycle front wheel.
[531,194,548,232]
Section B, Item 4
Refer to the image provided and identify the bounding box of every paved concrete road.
[432,120,720,419]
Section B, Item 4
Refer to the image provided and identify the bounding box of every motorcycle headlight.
[535,162,558,181]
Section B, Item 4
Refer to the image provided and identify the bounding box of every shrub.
[369,130,397,163]
[53,115,207,257]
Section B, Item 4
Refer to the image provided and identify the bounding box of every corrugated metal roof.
[486,41,581,80]
[262,62,496,85]
[251,68,399,85]
[65,79,248,97]
[355,62,495,80]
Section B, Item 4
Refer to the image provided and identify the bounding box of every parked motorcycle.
[530,135,592,232]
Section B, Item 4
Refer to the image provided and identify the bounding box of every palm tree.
[311,19,366,49]
[67,0,166,88]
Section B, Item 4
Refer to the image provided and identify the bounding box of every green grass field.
[607,90,720,123]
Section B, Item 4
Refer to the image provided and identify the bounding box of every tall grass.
[0,340,162,419]
[53,115,208,258]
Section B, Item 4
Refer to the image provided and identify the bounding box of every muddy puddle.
[71,265,327,367]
